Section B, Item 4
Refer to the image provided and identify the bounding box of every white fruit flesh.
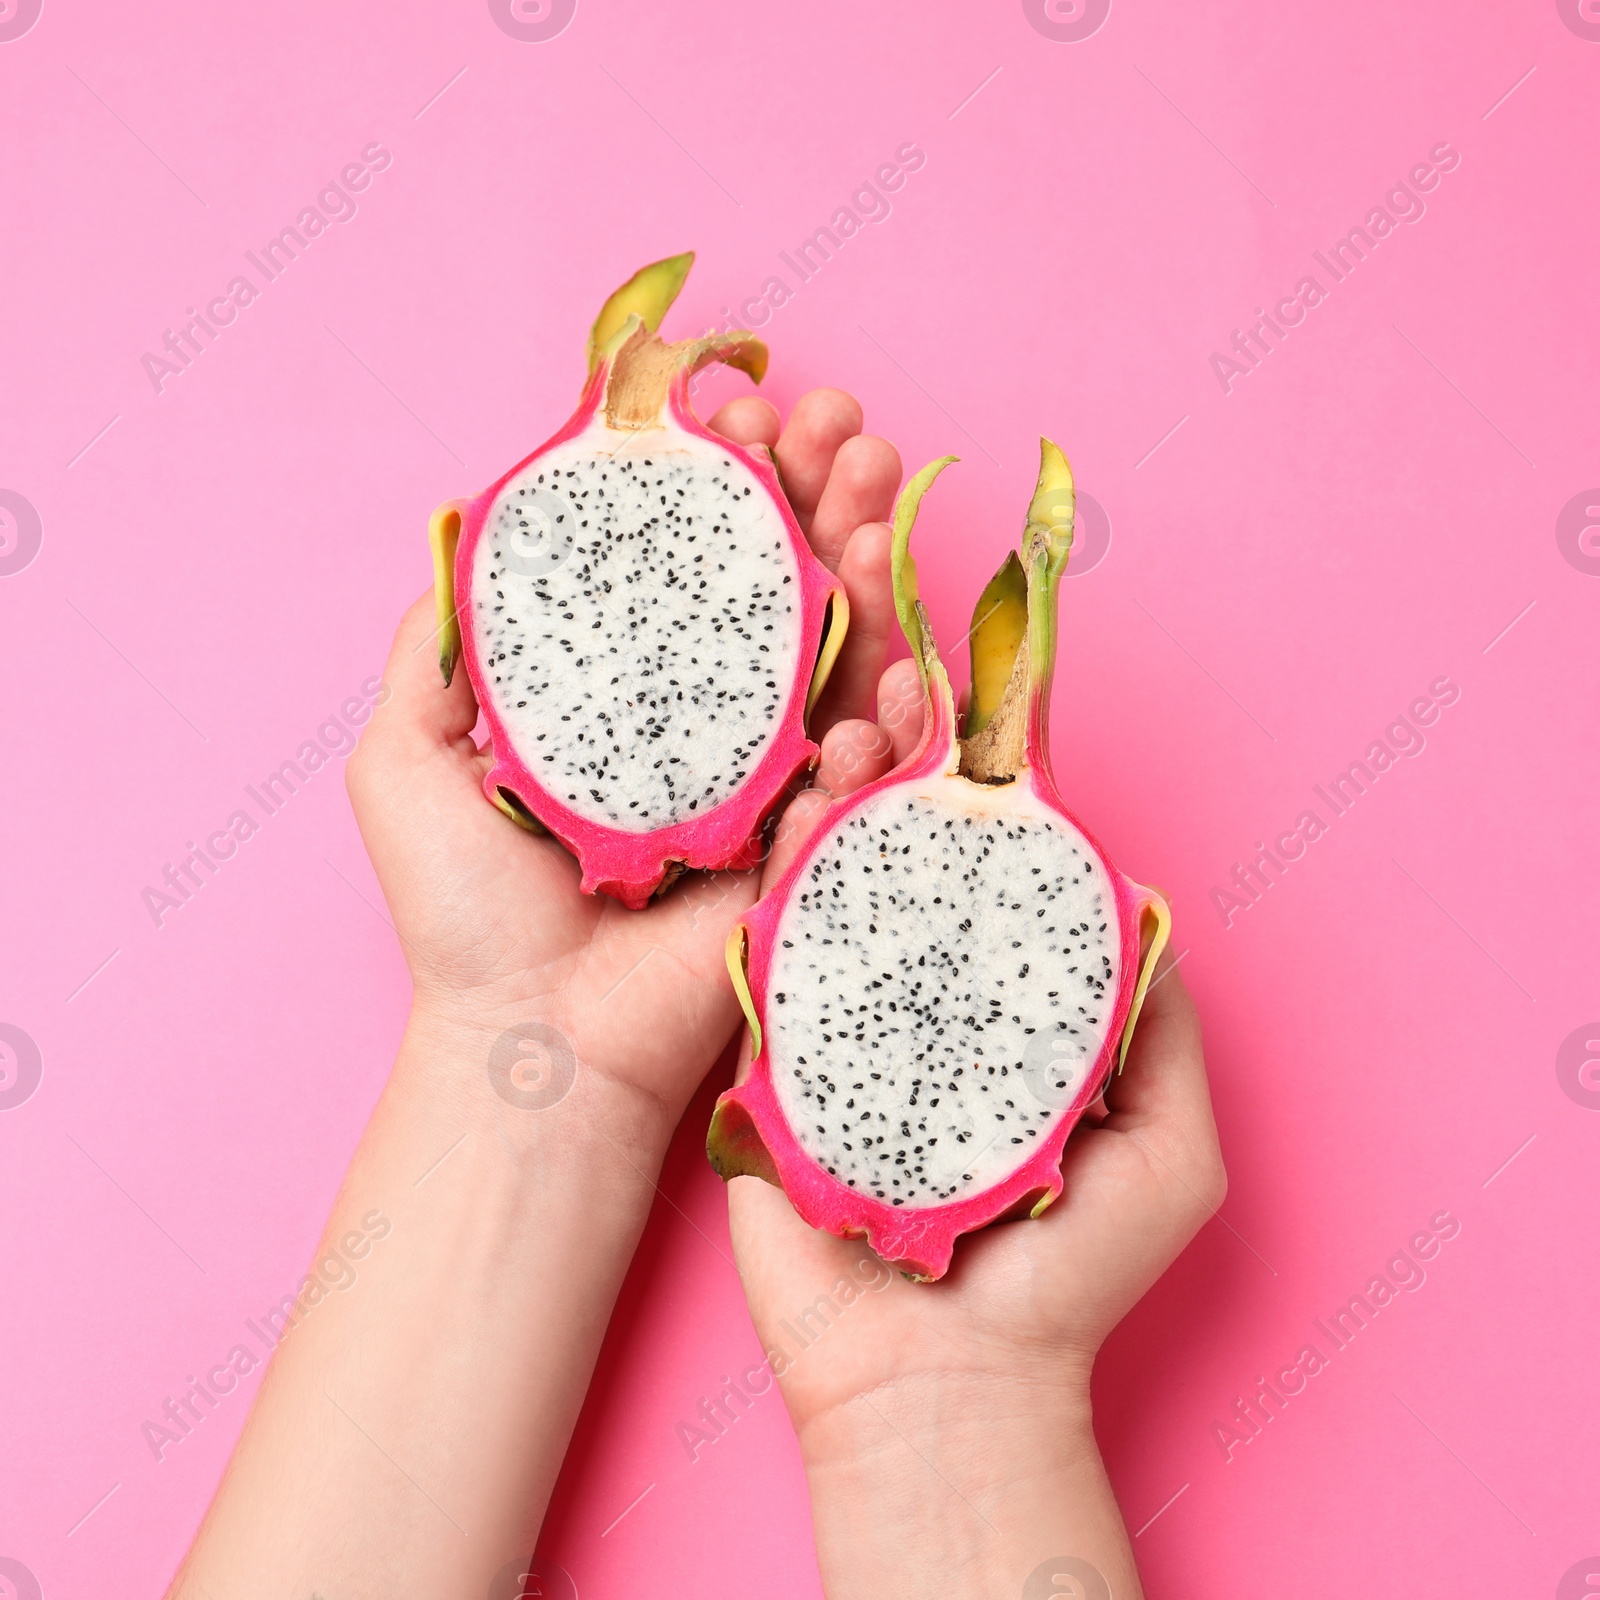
[765,774,1121,1207]
[473,423,802,831]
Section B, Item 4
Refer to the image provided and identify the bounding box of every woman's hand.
[169,388,905,1600]
[346,388,903,1137]
[726,663,1227,1600]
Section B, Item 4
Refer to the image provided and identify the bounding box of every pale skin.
[167,387,1223,1600]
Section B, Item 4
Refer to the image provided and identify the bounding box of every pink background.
[3,2,1598,1595]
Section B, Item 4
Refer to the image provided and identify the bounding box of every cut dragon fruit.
[708,443,1170,1280]
[429,254,848,908]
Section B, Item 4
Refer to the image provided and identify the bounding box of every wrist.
[797,1365,1096,1483]
[798,1371,1138,1600]
[178,996,681,1594]
[396,999,681,1175]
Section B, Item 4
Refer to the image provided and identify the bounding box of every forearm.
[170,1007,673,1600]
[799,1374,1140,1600]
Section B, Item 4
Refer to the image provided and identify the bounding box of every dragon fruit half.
[429,254,847,907]
[708,443,1170,1280]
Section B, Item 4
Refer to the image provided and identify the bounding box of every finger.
[367,587,480,754]
[706,396,781,449]
[806,435,901,572]
[813,718,894,798]
[809,521,893,729]
[876,657,925,767]
[774,389,863,533]
[761,789,833,890]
